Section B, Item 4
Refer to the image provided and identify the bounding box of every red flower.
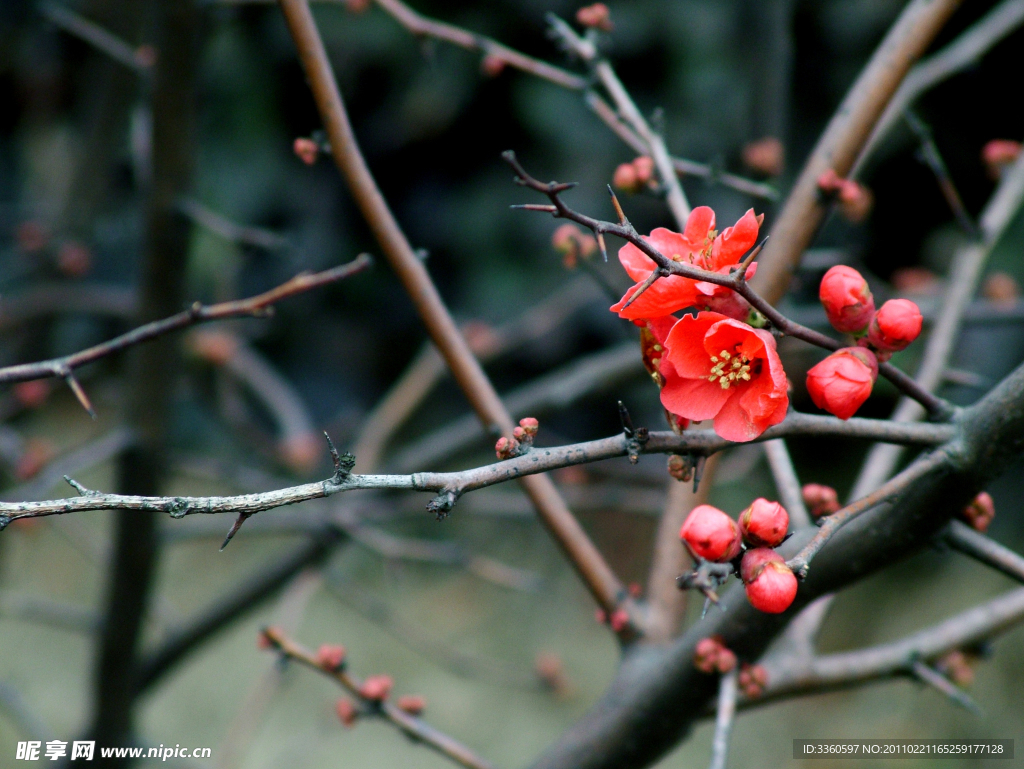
[806,347,878,420]
[866,298,922,354]
[679,504,742,562]
[660,312,789,442]
[738,498,789,547]
[610,207,760,321]
[802,483,840,518]
[819,265,875,334]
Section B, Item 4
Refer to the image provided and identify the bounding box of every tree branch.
[261,627,495,769]
[276,0,637,635]
[943,520,1024,585]
[0,412,954,526]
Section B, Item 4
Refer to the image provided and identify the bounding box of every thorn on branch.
[63,371,96,419]
[220,512,251,551]
[619,401,650,462]
[619,268,665,311]
[607,185,627,225]
[63,475,97,496]
[618,400,635,438]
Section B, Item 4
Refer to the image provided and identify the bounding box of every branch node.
[166,497,192,519]
[324,431,355,483]
[426,488,462,521]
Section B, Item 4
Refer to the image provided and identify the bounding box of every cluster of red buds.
[817,168,874,222]
[693,636,737,674]
[551,223,597,269]
[316,644,347,671]
[576,3,613,31]
[612,155,656,194]
[679,499,798,614]
[293,137,320,166]
[738,662,768,698]
[808,265,923,419]
[801,483,841,518]
[495,417,539,459]
[959,491,995,533]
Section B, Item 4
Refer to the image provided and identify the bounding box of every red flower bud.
[609,608,630,633]
[801,483,840,518]
[613,162,640,193]
[632,156,654,185]
[359,675,393,702]
[744,559,798,614]
[315,644,346,671]
[982,139,1021,180]
[667,454,692,482]
[495,436,521,459]
[739,547,784,583]
[742,137,785,177]
[335,698,358,727]
[512,426,527,441]
[396,695,426,716]
[576,3,613,31]
[481,54,506,77]
[694,637,723,673]
[960,491,995,533]
[293,137,319,165]
[519,417,539,436]
[738,498,789,547]
[806,347,878,420]
[679,505,742,562]
[867,298,922,354]
[739,663,768,697]
[819,265,875,334]
[715,647,737,674]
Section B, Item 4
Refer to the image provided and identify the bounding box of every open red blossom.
[806,347,877,420]
[660,312,789,442]
[610,207,760,321]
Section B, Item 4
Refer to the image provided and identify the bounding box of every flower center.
[708,349,753,389]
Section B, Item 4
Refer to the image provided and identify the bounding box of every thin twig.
[0,256,372,391]
[909,659,982,715]
[902,110,978,237]
[0,412,955,526]
[261,627,495,769]
[38,1,153,74]
[944,520,1024,584]
[547,15,689,226]
[708,668,738,769]
[762,439,811,528]
[178,198,291,251]
[786,451,950,578]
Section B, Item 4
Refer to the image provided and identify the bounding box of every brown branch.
[0,256,372,389]
[943,520,1024,584]
[505,153,953,418]
[373,0,585,90]
[178,198,291,251]
[39,1,154,74]
[276,0,637,637]
[261,627,495,769]
[749,0,963,304]
[786,450,950,578]
[856,0,1024,174]
[0,412,955,526]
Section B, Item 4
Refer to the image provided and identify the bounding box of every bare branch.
[762,439,811,528]
[178,198,291,251]
[709,669,738,769]
[0,412,954,526]
[0,255,372,388]
[902,110,978,237]
[943,520,1024,584]
[749,0,962,304]
[276,0,638,634]
[39,1,153,74]
[261,627,495,769]
[547,15,689,226]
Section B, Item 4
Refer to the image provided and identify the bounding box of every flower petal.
[711,209,760,267]
[611,275,701,319]
[662,312,731,378]
[661,374,733,422]
[682,207,716,248]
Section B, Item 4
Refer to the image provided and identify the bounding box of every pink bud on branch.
[679,505,742,562]
[818,265,875,335]
[806,347,878,420]
[738,498,789,548]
